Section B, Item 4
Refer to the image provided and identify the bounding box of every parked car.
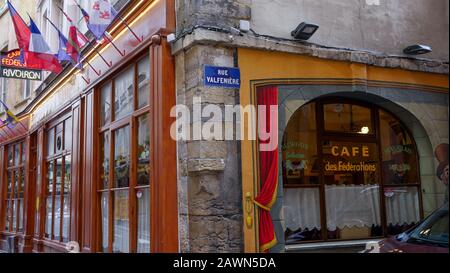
[363,203,448,253]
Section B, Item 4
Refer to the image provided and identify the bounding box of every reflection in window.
[63,157,71,242]
[384,187,420,235]
[380,110,418,185]
[324,104,372,134]
[282,103,318,185]
[101,132,110,189]
[114,68,134,121]
[137,114,150,186]
[284,188,322,243]
[101,83,112,126]
[137,56,150,109]
[45,162,54,238]
[137,188,150,252]
[101,192,109,252]
[47,128,55,156]
[64,118,72,150]
[113,190,129,253]
[114,126,130,188]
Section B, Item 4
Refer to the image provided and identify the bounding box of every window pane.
[100,192,109,252]
[13,171,19,199]
[101,132,110,189]
[18,199,23,231]
[14,144,20,165]
[7,171,12,195]
[324,104,372,134]
[322,141,380,185]
[114,68,134,121]
[113,190,129,253]
[325,185,382,240]
[282,103,318,185]
[101,83,112,126]
[7,146,13,166]
[137,56,150,109]
[380,110,419,185]
[137,115,150,186]
[45,162,54,238]
[114,126,130,188]
[137,188,150,252]
[47,128,55,156]
[284,188,322,243]
[63,157,72,242]
[54,158,63,240]
[64,118,72,150]
[21,142,26,164]
[385,187,421,236]
[5,200,11,231]
[12,200,17,231]
[18,169,24,199]
[35,141,41,236]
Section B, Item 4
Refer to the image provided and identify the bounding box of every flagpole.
[92,45,112,67]
[83,59,101,76]
[73,0,126,57]
[103,34,125,56]
[116,14,142,43]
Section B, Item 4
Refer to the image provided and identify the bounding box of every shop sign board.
[1,49,42,81]
[204,65,241,89]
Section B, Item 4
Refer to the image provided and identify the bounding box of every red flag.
[7,1,62,74]
[67,25,82,63]
[7,1,30,50]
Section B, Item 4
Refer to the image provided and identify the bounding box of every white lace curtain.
[284,185,420,231]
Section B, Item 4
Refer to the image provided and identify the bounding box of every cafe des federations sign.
[1,49,42,81]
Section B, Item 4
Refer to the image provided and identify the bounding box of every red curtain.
[254,85,278,252]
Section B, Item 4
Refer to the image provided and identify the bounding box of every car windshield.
[408,205,449,248]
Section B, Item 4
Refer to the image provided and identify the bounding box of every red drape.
[254,85,278,252]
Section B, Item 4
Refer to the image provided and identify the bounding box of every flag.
[28,17,63,73]
[46,16,81,68]
[7,1,62,73]
[78,0,118,40]
[6,0,30,63]
[58,6,89,48]
[0,100,20,129]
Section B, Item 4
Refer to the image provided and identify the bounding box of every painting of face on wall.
[435,143,449,204]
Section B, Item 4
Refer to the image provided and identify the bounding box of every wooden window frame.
[97,53,151,253]
[42,112,72,244]
[2,140,26,234]
[281,96,424,244]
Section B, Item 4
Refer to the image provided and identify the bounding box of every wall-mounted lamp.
[291,22,319,40]
[403,44,432,55]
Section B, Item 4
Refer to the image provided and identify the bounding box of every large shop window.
[44,116,72,243]
[3,141,26,233]
[282,99,422,245]
[99,54,150,253]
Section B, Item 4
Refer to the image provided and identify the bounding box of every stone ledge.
[187,158,226,173]
[172,28,449,75]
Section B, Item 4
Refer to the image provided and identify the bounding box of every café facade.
[1,0,449,254]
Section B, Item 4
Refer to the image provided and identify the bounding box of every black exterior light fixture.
[291,22,319,40]
[403,44,432,55]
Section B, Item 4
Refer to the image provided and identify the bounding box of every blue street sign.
[204,65,241,89]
